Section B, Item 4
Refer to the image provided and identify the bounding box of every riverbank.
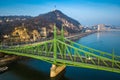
[0,31,120,80]
[66,30,97,41]
[0,30,97,72]
[0,53,19,67]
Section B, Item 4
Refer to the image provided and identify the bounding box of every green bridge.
[0,25,120,77]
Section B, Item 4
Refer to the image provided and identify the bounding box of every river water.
[0,31,120,80]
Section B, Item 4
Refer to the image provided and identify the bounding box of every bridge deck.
[1,49,120,72]
[0,25,120,74]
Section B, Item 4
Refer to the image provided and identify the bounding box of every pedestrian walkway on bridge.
[0,25,120,77]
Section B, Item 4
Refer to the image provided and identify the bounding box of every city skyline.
[0,0,120,26]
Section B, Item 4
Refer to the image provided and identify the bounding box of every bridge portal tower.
[50,25,66,78]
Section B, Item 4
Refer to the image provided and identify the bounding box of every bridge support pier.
[50,64,66,78]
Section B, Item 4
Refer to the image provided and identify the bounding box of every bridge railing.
[0,37,53,47]
[0,39,55,62]
[56,39,120,69]
[63,38,120,61]
[0,25,120,73]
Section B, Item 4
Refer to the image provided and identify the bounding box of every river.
[0,31,120,80]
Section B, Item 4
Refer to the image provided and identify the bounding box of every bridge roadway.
[1,39,120,74]
[0,25,120,77]
[1,49,120,73]
[15,50,120,70]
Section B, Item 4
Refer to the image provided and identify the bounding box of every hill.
[0,10,82,42]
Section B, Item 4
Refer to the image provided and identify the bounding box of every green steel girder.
[57,39,119,63]
[64,38,120,61]
[55,58,120,74]
[0,25,120,74]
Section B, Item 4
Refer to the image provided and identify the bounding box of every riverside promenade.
[66,30,97,41]
[0,30,97,67]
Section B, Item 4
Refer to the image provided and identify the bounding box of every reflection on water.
[97,32,100,40]
[77,31,120,55]
[0,31,120,80]
[0,58,120,80]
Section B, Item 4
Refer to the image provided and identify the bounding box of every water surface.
[0,31,120,80]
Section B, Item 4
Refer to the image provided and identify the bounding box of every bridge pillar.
[50,64,66,78]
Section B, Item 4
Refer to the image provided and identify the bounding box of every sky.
[0,0,120,26]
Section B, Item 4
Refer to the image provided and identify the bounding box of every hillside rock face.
[0,10,82,42]
[11,27,40,42]
[33,10,81,33]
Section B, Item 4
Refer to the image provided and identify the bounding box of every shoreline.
[0,31,97,68]
[0,54,19,67]
[66,30,97,41]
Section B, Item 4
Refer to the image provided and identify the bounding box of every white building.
[97,24,106,31]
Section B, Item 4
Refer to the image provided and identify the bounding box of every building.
[40,27,47,38]
[97,24,106,31]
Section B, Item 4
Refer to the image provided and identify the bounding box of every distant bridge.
[0,25,120,77]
